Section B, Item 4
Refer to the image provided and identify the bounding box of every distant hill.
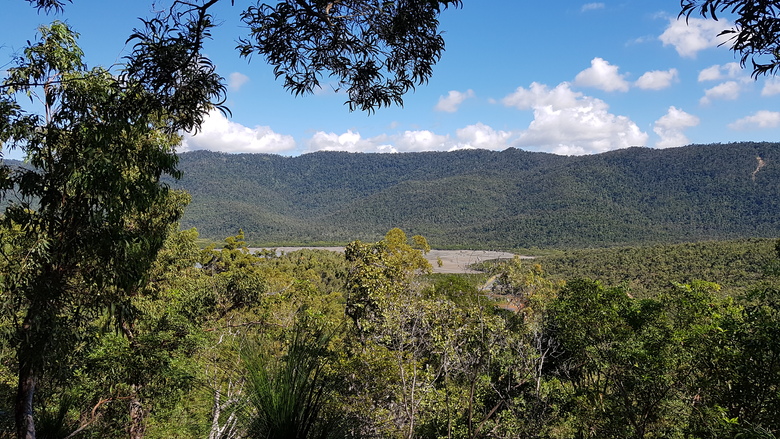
[168,142,780,248]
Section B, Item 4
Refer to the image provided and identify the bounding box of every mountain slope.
[172,142,780,249]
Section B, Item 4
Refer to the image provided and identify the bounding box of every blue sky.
[2,0,780,158]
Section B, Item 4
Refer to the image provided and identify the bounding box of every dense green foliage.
[172,143,780,249]
[4,2,780,438]
[0,19,223,438]
[534,238,779,297]
[2,228,778,438]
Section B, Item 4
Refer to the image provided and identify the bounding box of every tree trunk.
[127,386,146,439]
[14,334,41,439]
[15,361,37,439]
[15,306,46,439]
[128,386,146,439]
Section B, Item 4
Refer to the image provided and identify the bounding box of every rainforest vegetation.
[168,143,780,249]
[7,143,780,250]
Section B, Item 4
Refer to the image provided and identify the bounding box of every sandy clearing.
[250,247,525,274]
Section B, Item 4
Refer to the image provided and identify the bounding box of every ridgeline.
[173,142,780,249]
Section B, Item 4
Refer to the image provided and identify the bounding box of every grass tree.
[242,319,344,439]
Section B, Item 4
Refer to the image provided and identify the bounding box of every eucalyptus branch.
[63,396,134,439]
[295,0,336,27]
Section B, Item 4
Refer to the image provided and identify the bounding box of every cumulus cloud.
[581,2,605,12]
[435,89,475,112]
[653,106,700,148]
[574,57,630,92]
[659,17,732,58]
[453,123,512,150]
[304,125,512,154]
[761,78,780,96]
[700,81,741,105]
[502,82,582,109]
[305,129,454,153]
[635,68,679,90]
[697,62,746,82]
[728,111,780,130]
[181,110,296,154]
[228,72,250,92]
[393,130,451,152]
[503,82,648,155]
[697,65,721,82]
[306,130,394,153]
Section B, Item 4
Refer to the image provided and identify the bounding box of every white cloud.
[728,111,780,130]
[628,35,653,45]
[697,65,721,82]
[435,89,475,112]
[502,82,582,110]
[303,124,513,154]
[182,80,655,156]
[503,82,648,155]
[306,130,394,153]
[181,110,296,154]
[761,78,780,96]
[394,130,450,152]
[659,17,732,58]
[635,68,679,90]
[453,123,512,150]
[726,63,745,78]
[305,129,454,153]
[581,3,605,12]
[574,57,630,92]
[653,106,700,148]
[700,81,741,105]
[228,72,250,92]
[697,62,745,82]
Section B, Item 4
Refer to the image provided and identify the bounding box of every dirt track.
[254,247,522,274]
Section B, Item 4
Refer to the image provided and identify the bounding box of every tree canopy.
[0,18,222,438]
[21,0,462,113]
[237,0,462,112]
[681,0,780,77]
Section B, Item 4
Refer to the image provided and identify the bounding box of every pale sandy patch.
[250,247,524,274]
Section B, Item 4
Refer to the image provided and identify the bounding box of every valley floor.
[251,247,522,273]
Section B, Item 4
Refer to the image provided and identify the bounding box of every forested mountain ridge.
[173,142,779,248]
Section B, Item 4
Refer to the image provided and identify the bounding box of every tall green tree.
[0,1,463,437]
[344,228,431,341]
[0,20,222,438]
[545,279,731,439]
[689,286,780,438]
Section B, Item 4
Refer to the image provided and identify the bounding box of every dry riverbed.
[250,247,523,274]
